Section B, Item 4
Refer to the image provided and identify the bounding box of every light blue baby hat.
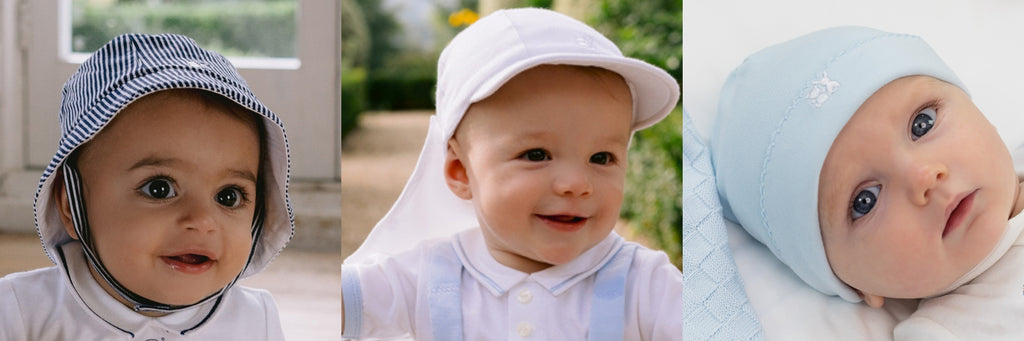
[711,26,966,302]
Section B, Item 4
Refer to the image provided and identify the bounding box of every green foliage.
[622,108,682,268]
[341,68,368,140]
[354,0,402,72]
[72,0,296,58]
[524,0,554,8]
[367,52,437,110]
[589,0,681,267]
[341,0,370,69]
[592,0,682,83]
[430,0,479,55]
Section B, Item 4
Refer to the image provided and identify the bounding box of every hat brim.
[457,53,680,138]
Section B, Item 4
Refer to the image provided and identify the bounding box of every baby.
[712,26,1024,338]
[0,34,294,339]
[341,8,682,340]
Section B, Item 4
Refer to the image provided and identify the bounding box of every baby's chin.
[854,277,957,301]
[503,248,587,273]
[121,283,221,306]
[532,244,595,267]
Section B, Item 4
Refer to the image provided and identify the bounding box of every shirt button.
[517,289,533,304]
[517,322,534,337]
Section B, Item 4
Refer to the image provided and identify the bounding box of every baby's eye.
[851,185,880,220]
[910,107,937,140]
[215,187,246,208]
[520,149,551,162]
[140,178,176,199]
[590,152,613,165]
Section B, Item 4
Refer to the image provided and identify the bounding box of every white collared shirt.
[0,242,285,340]
[343,229,682,340]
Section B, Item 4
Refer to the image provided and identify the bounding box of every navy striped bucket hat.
[33,33,294,281]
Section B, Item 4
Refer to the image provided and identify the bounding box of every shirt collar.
[453,228,624,297]
[59,241,217,335]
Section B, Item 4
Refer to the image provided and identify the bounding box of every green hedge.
[622,107,682,268]
[592,0,682,84]
[367,74,435,111]
[342,68,368,140]
[72,0,296,58]
[366,53,437,110]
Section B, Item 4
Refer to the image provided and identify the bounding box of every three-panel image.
[0,0,1021,340]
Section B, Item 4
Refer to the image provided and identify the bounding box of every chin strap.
[61,162,264,313]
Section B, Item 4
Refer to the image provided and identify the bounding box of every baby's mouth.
[541,215,586,223]
[161,253,215,274]
[537,214,588,232]
[169,254,210,265]
[943,190,977,238]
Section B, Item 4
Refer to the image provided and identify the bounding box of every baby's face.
[818,76,1021,300]
[449,65,633,273]
[70,91,260,306]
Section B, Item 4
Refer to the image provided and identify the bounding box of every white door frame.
[0,0,25,177]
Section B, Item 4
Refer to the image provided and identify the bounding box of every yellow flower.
[448,8,479,27]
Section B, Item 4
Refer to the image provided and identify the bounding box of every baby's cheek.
[821,238,867,291]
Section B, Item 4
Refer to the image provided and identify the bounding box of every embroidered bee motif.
[807,71,840,108]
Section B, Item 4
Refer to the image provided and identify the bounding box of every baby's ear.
[52,171,79,240]
[444,139,472,200]
[857,290,885,308]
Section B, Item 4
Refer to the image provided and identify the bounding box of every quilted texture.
[683,110,764,340]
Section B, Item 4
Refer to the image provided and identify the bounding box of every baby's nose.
[182,200,218,232]
[907,161,948,206]
[553,165,592,197]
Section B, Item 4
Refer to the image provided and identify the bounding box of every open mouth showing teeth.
[169,254,210,265]
[162,253,215,274]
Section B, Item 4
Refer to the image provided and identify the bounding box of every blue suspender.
[427,242,465,341]
[587,244,637,341]
[426,242,637,340]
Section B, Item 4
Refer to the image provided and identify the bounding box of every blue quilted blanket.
[683,109,764,340]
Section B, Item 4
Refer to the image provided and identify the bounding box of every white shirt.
[342,229,682,340]
[894,212,1024,340]
[0,242,285,340]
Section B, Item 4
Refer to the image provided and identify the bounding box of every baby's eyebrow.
[129,156,180,170]
[130,156,257,184]
[228,169,258,185]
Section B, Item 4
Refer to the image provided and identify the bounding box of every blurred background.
[0,0,340,338]
[340,0,682,269]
